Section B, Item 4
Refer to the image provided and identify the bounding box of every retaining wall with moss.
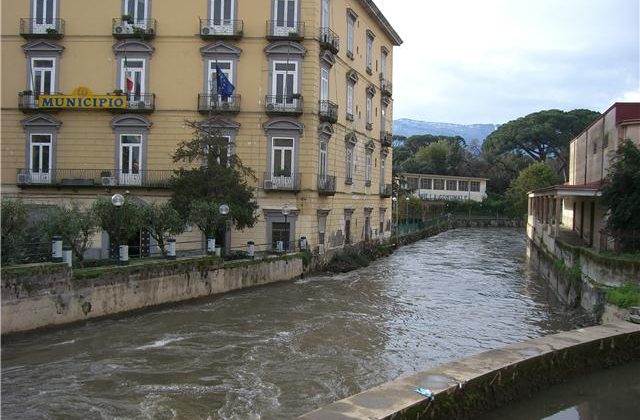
[300,322,640,420]
[1,255,304,335]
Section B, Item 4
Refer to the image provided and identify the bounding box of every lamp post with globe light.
[111,193,125,263]
[219,203,230,257]
[281,203,290,252]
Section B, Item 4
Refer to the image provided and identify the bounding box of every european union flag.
[216,64,235,99]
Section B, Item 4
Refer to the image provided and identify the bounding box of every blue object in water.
[415,388,434,400]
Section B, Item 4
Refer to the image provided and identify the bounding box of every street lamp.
[111,193,125,263]
[405,196,410,225]
[219,203,230,256]
[282,203,290,252]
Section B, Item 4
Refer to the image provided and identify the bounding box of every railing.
[112,18,156,38]
[265,95,303,115]
[266,20,305,40]
[380,76,393,96]
[16,169,174,188]
[380,131,393,147]
[120,93,155,112]
[18,91,154,112]
[20,18,65,38]
[319,100,338,123]
[599,229,640,252]
[318,175,336,195]
[379,183,392,197]
[18,91,61,111]
[319,27,340,53]
[198,94,241,113]
[199,19,243,38]
[263,172,301,192]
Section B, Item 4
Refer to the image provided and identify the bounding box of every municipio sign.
[37,86,127,110]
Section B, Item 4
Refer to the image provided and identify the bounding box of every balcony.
[381,131,393,147]
[16,169,174,189]
[265,95,303,115]
[318,100,338,123]
[18,91,61,112]
[319,28,339,53]
[263,173,301,192]
[198,94,241,114]
[379,183,393,198]
[113,93,155,113]
[318,175,336,196]
[199,19,243,39]
[380,76,393,96]
[20,18,65,39]
[112,18,156,39]
[266,20,304,41]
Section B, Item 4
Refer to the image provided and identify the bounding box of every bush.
[607,283,640,308]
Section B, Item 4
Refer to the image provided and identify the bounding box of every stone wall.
[300,322,640,419]
[1,255,303,335]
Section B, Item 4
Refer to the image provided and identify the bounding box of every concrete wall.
[300,322,640,419]
[1,255,303,335]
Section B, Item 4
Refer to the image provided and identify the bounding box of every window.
[211,0,234,27]
[381,49,388,78]
[208,60,234,102]
[381,105,387,132]
[273,0,298,36]
[470,181,480,192]
[272,222,291,251]
[346,12,355,58]
[320,67,329,102]
[365,150,372,185]
[434,179,445,190]
[272,61,298,106]
[421,178,432,189]
[446,180,457,191]
[204,135,232,167]
[346,83,354,119]
[593,138,598,154]
[321,0,330,28]
[344,210,353,244]
[32,0,57,32]
[380,155,386,185]
[319,140,328,180]
[366,32,374,73]
[408,177,419,190]
[31,58,55,94]
[379,208,386,236]
[366,94,372,128]
[124,0,149,24]
[345,145,354,183]
[318,211,328,245]
[458,180,469,191]
[119,134,142,186]
[272,137,294,178]
[121,58,146,103]
[29,134,52,184]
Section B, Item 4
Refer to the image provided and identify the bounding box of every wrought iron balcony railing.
[319,27,339,53]
[18,91,155,113]
[379,183,393,198]
[18,91,61,111]
[263,172,301,192]
[112,18,156,38]
[266,20,305,40]
[16,169,174,188]
[380,76,393,96]
[265,95,303,115]
[319,100,338,123]
[381,131,393,147]
[198,94,241,114]
[318,175,336,195]
[20,18,65,39]
[199,19,243,39]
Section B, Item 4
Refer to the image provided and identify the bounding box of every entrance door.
[120,135,142,186]
[32,0,56,33]
[30,134,52,184]
[273,0,297,36]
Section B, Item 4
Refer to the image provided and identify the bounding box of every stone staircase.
[629,307,640,324]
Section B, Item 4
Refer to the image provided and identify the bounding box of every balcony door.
[271,137,294,188]
[31,58,55,95]
[32,0,56,33]
[121,59,145,106]
[273,62,297,109]
[124,0,148,25]
[273,0,297,36]
[208,60,233,104]
[120,135,142,186]
[321,0,330,28]
[30,134,52,184]
[319,141,328,180]
[320,67,329,105]
[210,0,234,33]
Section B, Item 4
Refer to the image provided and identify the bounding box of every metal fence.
[599,229,640,252]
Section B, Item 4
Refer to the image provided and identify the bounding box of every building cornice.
[358,0,403,46]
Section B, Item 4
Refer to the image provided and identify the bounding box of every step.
[629,306,640,317]
[629,314,640,325]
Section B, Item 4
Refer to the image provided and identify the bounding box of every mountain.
[393,119,499,143]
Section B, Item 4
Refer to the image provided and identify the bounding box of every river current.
[2,228,581,419]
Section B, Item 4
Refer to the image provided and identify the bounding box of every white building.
[400,173,488,202]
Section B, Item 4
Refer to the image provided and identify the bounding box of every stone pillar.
[52,236,63,263]
[554,197,562,237]
[167,239,176,260]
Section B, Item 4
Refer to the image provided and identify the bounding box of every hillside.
[393,119,499,143]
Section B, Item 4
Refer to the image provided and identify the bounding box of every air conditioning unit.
[266,103,275,111]
[221,102,231,110]
[102,176,117,186]
[17,173,31,184]
[264,180,275,189]
[201,26,213,35]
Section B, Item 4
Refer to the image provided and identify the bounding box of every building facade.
[399,173,488,202]
[528,103,640,249]
[1,0,402,255]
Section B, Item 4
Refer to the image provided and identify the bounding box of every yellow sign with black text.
[37,86,127,110]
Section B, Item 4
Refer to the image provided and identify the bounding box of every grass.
[607,283,640,308]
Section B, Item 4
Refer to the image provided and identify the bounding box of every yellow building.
[1,0,402,256]
[528,103,640,250]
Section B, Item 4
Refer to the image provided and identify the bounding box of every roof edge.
[358,0,403,46]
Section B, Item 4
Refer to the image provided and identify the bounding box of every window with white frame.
[421,178,432,189]
[272,61,298,105]
[124,0,149,24]
[319,140,328,179]
[366,94,372,127]
[446,180,457,191]
[204,135,232,167]
[211,0,234,26]
[346,82,354,119]
[345,145,354,183]
[366,32,374,72]
[380,154,386,185]
[458,180,469,191]
[31,58,55,94]
[381,49,388,78]
[208,60,233,101]
[365,149,372,184]
[119,134,142,186]
[29,133,52,183]
[273,0,298,35]
[272,137,294,178]
[321,0,330,28]
[320,67,329,102]
[32,0,57,32]
[121,59,145,101]
[346,12,355,58]
[434,179,445,190]
[470,181,481,192]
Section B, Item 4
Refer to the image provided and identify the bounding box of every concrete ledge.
[299,322,640,419]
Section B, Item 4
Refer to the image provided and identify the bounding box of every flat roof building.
[399,173,488,202]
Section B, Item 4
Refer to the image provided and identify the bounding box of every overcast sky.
[375,0,640,125]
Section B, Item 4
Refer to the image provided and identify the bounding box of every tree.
[1,199,27,264]
[141,202,184,256]
[483,109,600,179]
[46,203,98,266]
[92,197,143,254]
[169,120,259,244]
[506,162,561,216]
[600,140,640,239]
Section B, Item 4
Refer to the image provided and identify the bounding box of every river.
[2,228,583,419]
